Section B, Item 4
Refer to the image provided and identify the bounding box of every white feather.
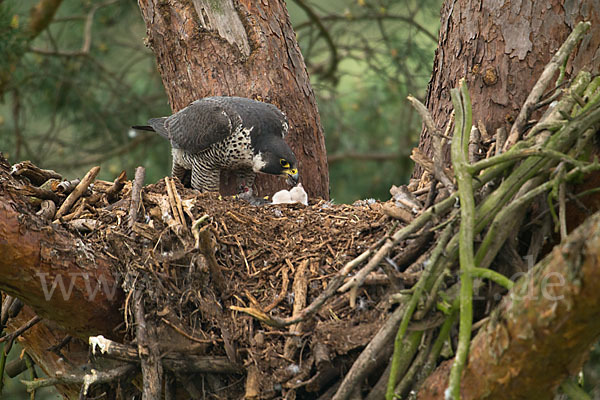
[252,151,266,172]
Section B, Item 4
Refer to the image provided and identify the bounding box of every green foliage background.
[0,0,441,204]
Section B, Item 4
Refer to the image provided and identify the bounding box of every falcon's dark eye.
[280,159,290,168]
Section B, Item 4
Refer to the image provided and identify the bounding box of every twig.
[469,267,513,290]
[56,179,81,195]
[128,166,145,230]
[30,0,120,56]
[10,161,62,186]
[284,259,309,359]
[264,267,290,312]
[20,364,136,393]
[1,297,23,330]
[414,267,450,320]
[559,180,568,241]
[134,289,163,399]
[469,125,482,164]
[0,316,42,348]
[384,217,456,399]
[0,341,7,394]
[393,331,433,396]
[410,147,454,183]
[504,21,591,151]
[165,177,186,228]
[385,330,424,400]
[446,78,476,400]
[245,365,261,399]
[89,335,241,374]
[19,185,60,203]
[105,170,127,203]
[193,220,227,294]
[534,89,563,110]
[24,354,35,400]
[407,95,455,191]
[5,357,27,379]
[495,126,507,155]
[414,308,457,387]
[160,318,214,344]
[54,166,100,220]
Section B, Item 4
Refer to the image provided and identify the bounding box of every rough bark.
[418,209,600,399]
[137,0,329,199]
[414,0,600,178]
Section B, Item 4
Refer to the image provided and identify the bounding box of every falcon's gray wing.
[163,99,236,153]
[147,117,169,139]
[217,97,288,140]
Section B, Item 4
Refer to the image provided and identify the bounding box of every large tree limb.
[418,210,600,399]
[0,168,124,339]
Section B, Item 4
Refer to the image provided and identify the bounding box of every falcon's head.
[252,141,299,185]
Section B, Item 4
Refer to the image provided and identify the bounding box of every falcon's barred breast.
[134,96,299,192]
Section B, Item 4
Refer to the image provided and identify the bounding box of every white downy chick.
[289,183,308,206]
[272,189,293,204]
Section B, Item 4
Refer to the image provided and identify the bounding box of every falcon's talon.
[133,96,299,193]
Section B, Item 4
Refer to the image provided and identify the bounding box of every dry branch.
[18,184,60,203]
[105,170,127,203]
[20,364,136,393]
[10,161,62,185]
[54,165,100,220]
[128,166,145,229]
[90,334,242,374]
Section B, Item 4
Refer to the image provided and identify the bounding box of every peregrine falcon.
[133,96,299,192]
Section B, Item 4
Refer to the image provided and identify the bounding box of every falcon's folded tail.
[131,117,169,139]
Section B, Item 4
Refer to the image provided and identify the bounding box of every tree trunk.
[137,0,329,199]
[414,0,600,179]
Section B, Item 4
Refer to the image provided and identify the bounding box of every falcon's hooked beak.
[283,168,299,185]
